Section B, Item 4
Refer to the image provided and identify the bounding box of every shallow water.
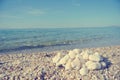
[0,27,120,53]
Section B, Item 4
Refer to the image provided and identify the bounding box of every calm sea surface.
[0,27,120,53]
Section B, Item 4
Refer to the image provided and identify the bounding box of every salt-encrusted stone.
[56,55,69,66]
[71,57,81,69]
[89,54,103,62]
[79,66,88,76]
[68,50,76,59]
[65,59,72,70]
[52,52,61,63]
[85,61,101,70]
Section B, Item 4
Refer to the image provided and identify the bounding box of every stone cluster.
[52,49,107,76]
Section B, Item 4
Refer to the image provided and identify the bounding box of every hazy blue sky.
[0,0,120,28]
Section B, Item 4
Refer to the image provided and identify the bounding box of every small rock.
[73,49,81,54]
[65,59,72,70]
[79,67,88,76]
[71,57,81,70]
[82,53,89,60]
[52,53,62,63]
[0,74,5,78]
[56,55,69,66]
[89,54,103,62]
[82,50,92,60]
[85,61,101,70]
[12,60,21,65]
[75,54,82,59]
[100,61,106,69]
[68,50,76,59]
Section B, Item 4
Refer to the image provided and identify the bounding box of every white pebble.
[85,61,101,70]
[52,52,62,63]
[94,52,99,55]
[56,55,69,66]
[65,59,72,70]
[82,53,89,60]
[76,54,82,59]
[12,60,20,65]
[71,57,81,69]
[89,54,103,62]
[80,67,88,76]
[100,62,106,68]
[73,49,81,54]
[81,50,92,56]
[68,50,76,59]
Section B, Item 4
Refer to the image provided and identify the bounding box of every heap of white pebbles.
[52,49,107,76]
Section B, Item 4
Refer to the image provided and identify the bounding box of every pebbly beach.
[0,46,120,80]
[1,0,120,79]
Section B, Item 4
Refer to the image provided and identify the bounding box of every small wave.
[0,42,70,53]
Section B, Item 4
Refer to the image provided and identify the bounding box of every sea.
[0,27,120,53]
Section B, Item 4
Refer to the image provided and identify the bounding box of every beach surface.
[0,46,120,80]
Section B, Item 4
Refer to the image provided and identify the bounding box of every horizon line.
[0,26,120,30]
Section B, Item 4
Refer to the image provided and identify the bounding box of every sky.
[0,0,120,28]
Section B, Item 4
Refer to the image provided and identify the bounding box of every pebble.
[0,46,120,80]
[89,54,103,62]
[68,50,76,59]
[65,59,72,70]
[100,61,106,69]
[52,52,61,63]
[12,60,21,65]
[82,50,90,60]
[71,57,81,69]
[79,67,88,76]
[72,49,81,54]
[85,61,101,70]
[56,54,69,66]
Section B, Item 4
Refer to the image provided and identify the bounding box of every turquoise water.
[0,27,120,53]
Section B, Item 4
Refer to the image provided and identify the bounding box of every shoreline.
[0,44,120,54]
[0,45,120,79]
